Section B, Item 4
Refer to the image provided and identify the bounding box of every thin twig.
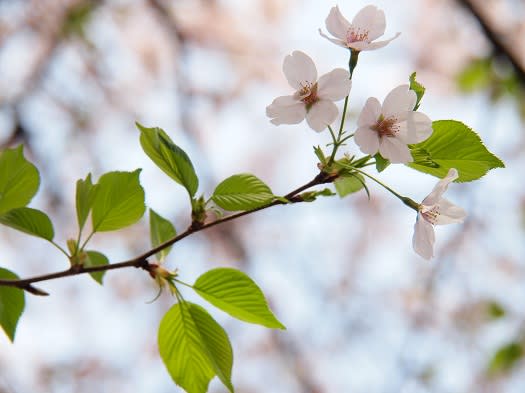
[0,171,336,294]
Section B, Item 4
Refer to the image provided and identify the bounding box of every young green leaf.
[91,170,145,232]
[456,58,492,92]
[149,209,176,262]
[84,251,109,284]
[0,146,39,215]
[212,173,274,211]
[0,207,54,240]
[137,123,199,197]
[374,153,390,173]
[158,301,234,393]
[488,342,523,374]
[76,173,97,232]
[409,72,426,110]
[408,120,504,182]
[0,268,25,342]
[334,174,366,198]
[193,268,285,329]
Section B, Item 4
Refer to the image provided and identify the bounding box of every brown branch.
[457,0,525,86]
[0,171,336,294]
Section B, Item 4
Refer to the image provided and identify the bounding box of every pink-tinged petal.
[305,100,338,132]
[267,95,300,107]
[358,33,401,51]
[354,126,380,155]
[378,137,413,163]
[433,198,467,225]
[319,29,347,47]
[352,5,385,41]
[357,97,381,127]
[325,6,351,41]
[266,96,306,126]
[413,214,435,260]
[397,111,433,144]
[422,169,459,206]
[382,85,415,117]
[317,68,351,101]
[283,51,317,90]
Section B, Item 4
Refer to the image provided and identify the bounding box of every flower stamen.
[298,82,319,109]
[421,205,440,224]
[372,115,399,137]
[347,28,369,44]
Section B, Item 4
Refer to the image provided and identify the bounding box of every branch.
[0,171,336,294]
[457,0,525,86]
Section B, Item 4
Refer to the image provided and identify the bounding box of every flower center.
[346,27,370,44]
[298,82,319,110]
[421,205,439,224]
[372,115,399,138]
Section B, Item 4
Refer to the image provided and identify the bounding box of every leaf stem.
[49,241,70,258]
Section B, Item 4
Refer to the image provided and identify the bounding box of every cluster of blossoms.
[266,4,466,259]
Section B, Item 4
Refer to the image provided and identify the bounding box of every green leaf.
[137,123,199,197]
[0,146,39,215]
[158,301,234,393]
[374,153,390,173]
[313,145,327,165]
[0,268,25,342]
[85,251,109,285]
[409,72,426,110]
[149,209,176,262]
[457,58,492,93]
[408,120,505,182]
[91,170,145,232]
[76,173,97,232]
[193,268,285,329]
[334,174,365,198]
[486,301,505,320]
[212,174,274,211]
[0,207,54,240]
[488,342,523,374]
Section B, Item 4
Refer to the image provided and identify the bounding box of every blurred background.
[0,0,524,392]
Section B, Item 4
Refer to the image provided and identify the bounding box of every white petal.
[351,5,385,41]
[305,100,338,132]
[325,6,351,41]
[378,137,413,163]
[358,33,401,51]
[357,97,381,127]
[317,69,351,101]
[434,198,467,225]
[398,111,433,144]
[319,29,348,47]
[422,169,459,206]
[354,126,380,155]
[283,51,317,90]
[413,214,435,259]
[266,96,306,126]
[382,85,416,117]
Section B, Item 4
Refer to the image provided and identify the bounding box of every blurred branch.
[457,0,525,86]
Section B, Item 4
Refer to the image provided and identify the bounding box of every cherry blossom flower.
[266,50,351,132]
[354,85,432,163]
[413,168,467,259]
[319,5,400,52]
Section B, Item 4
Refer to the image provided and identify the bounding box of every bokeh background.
[0,0,524,392]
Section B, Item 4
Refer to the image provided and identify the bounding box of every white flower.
[319,5,400,51]
[354,85,432,163]
[266,50,352,132]
[413,168,467,259]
